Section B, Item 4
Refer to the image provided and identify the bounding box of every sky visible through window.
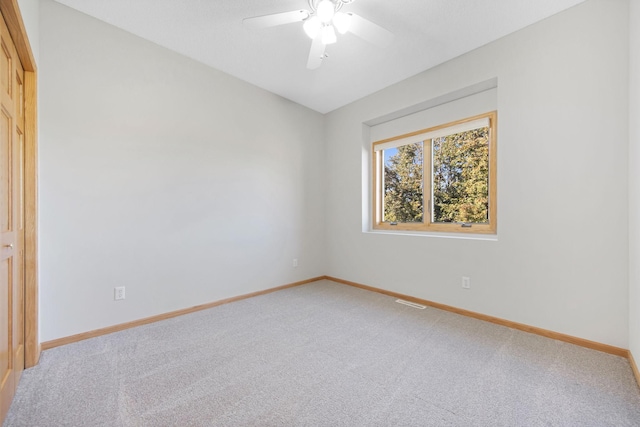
[384,147,398,166]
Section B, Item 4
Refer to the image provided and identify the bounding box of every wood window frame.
[0,0,39,367]
[372,111,497,235]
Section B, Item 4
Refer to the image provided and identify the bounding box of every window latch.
[390,222,398,226]
[460,223,472,228]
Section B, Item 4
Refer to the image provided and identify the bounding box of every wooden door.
[0,9,24,422]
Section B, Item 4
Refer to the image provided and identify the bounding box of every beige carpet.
[5,280,640,426]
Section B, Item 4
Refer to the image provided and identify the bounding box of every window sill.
[365,229,498,241]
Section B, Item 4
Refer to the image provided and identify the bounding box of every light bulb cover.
[332,12,352,34]
[317,0,335,23]
[321,24,337,45]
[303,16,321,39]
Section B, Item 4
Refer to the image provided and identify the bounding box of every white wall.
[325,0,630,348]
[36,0,636,349]
[17,0,39,63]
[629,0,640,360]
[39,0,326,342]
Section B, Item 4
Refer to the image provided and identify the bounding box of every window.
[372,111,497,234]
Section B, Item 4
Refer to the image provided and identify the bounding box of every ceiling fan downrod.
[307,0,355,14]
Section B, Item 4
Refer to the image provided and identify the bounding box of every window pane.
[383,142,423,223]
[432,127,489,224]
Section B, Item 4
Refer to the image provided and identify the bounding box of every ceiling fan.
[243,0,394,70]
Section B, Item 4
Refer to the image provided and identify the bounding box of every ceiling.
[52,0,586,114]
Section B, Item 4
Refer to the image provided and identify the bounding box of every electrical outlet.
[293,258,298,268]
[462,277,471,289]
[114,286,126,300]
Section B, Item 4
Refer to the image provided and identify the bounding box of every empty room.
[1,0,640,425]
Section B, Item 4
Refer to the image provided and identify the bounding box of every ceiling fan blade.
[348,13,394,48]
[307,37,326,70]
[243,10,310,29]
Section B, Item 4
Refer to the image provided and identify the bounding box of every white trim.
[364,78,497,127]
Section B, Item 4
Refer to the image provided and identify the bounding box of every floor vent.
[395,299,426,309]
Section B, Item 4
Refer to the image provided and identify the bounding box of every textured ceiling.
[52,0,586,113]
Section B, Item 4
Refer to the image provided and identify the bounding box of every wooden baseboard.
[39,274,629,361]
[324,276,628,358]
[41,276,325,351]
[629,351,640,388]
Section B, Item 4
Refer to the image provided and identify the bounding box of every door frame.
[0,0,38,368]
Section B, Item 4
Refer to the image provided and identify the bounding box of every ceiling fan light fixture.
[317,0,336,24]
[332,12,352,34]
[321,24,337,45]
[303,16,321,39]
[243,0,394,70]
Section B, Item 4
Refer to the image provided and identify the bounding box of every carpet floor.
[4,280,640,426]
